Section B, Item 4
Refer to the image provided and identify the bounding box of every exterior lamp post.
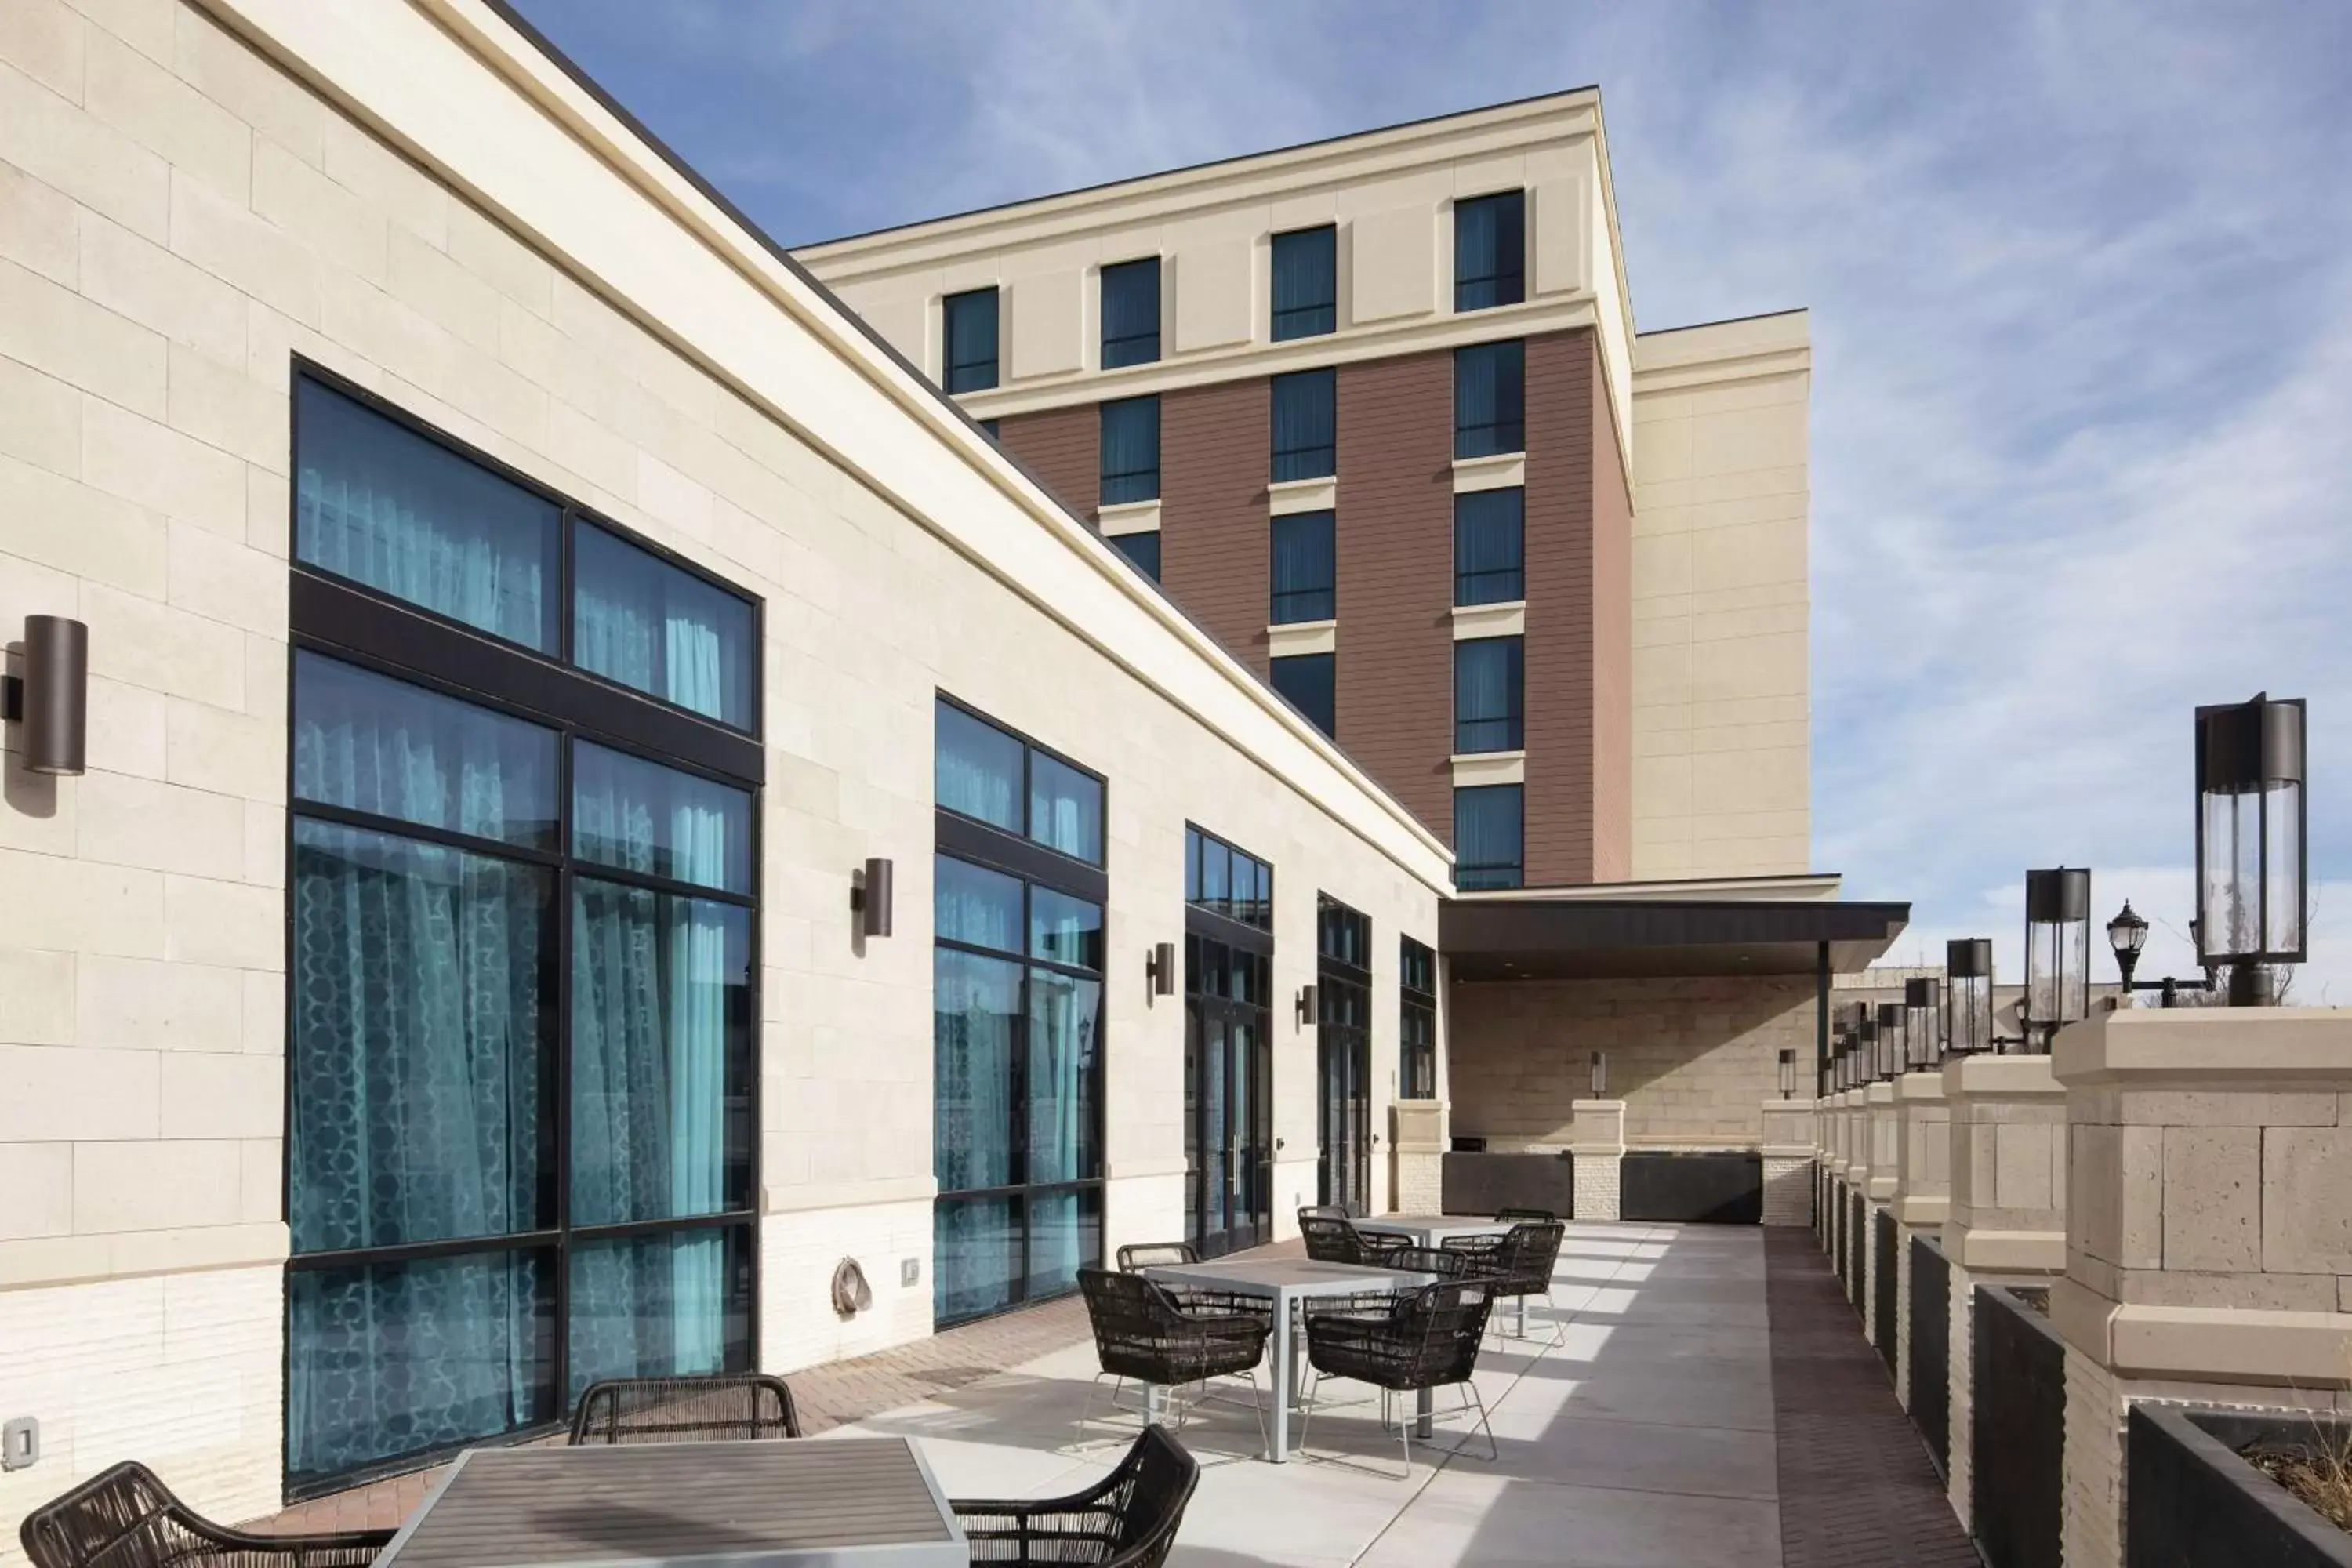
[1877,1002,1905,1081]
[2023,866,2091,1053]
[1904,978,1941,1069]
[1945,938,1995,1055]
[2195,693,2307,1007]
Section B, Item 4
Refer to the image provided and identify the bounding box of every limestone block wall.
[1762,1155,1811,1226]
[1573,1153,1621,1221]
[1450,973,1813,1149]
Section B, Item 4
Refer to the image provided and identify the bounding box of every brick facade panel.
[1160,378,1273,671]
[1523,329,1601,884]
[992,402,1098,526]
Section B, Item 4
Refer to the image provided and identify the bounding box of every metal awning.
[1439,895,1911,980]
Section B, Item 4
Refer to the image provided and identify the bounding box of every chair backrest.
[1102,1425,1203,1567]
[1116,1241,1198,1272]
[20,1462,194,1568]
[1400,1281,1495,1383]
[1296,1204,1346,1222]
[1495,1206,1557,1223]
[1298,1212,1362,1265]
[569,1373,801,1444]
[1499,1220,1566,1292]
[1388,1244,1466,1279]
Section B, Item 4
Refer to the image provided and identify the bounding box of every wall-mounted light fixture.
[1146,940,1176,996]
[1295,983,1318,1026]
[2,616,88,776]
[852,857,894,938]
[1778,1048,1796,1099]
[1588,1051,1607,1098]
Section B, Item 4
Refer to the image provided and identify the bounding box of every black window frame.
[1401,936,1438,1102]
[1271,225,1338,341]
[943,287,1000,394]
[1454,340,1526,459]
[1270,652,1336,740]
[1454,487,1526,606]
[281,362,764,1499]
[1454,635,1525,755]
[1099,395,1160,506]
[1454,190,1526,313]
[1185,822,1274,933]
[1269,510,1336,626]
[1269,368,1336,483]
[1099,256,1162,369]
[1314,893,1374,1214]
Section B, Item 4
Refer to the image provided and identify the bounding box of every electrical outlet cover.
[2,1417,37,1472]
[900,1257,920,1287]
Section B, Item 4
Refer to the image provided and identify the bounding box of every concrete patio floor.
[819,1222,1784,1567]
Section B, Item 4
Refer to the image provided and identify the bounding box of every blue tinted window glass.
[573,742,751,894]
[566,1226,750,1401]
[944,288,999,393]
[569,882,752,1224]
[1025,1186,1102,1301]
[936,700,1023,830]
[1454,784,1525,890]
[1455,341,1525,459]
[1110,530,1160,581]
[296,378,560,651]
[293,652,558,849]
[1030,887,1104,971]
[1029,750,1104,864]
[1028,971,1102,1184]
[1200,838,1229,913]
[573,522,757,731]
[1270,369,1336,481]
[1454,191,1526,312]
[936,1194,1021,1323]
[1100,397,1160,505]
[1270,510,1335,624]
[1185,826,1203,903]
[1100,257,1160,368]
[1454,488,1526,605]
[937,855,1022,954]
[1271,227,1337,340]
[1454,637,1525,754]
[935,949,1022,1193]
[1272,652,1336,739]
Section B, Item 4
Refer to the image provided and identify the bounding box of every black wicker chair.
[1075,1268,1269,1446]
[953,1425,1200,1566]
[1443,1219,1567,1344]
[1298,1281,1498,1477]
[20,1461,394,1568]
[1114,1242,1197,1272]
[1495,1206,1558,1224]
[1115,1240,1272,1333]
[569,1372,802,1444]
[1298,1213,1411,1266]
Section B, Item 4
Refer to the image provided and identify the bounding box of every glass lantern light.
[1853,1016,1875,1087]
[1945,938,1995,1055]
[2023,867,2091,1052]
[1877,1001,1905,1080]
[2196,693,2307,1006]
[1905,977,1942,1070]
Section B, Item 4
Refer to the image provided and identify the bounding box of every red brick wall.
[1334,351,1454,840]
[1588,347,1635,882]
[1160,379,1272,671]
[991,403,1097,524]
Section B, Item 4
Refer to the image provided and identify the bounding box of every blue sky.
[512,0,2352,996]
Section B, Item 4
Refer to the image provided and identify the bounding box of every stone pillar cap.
[2053,1007,2352,1087]
[1865,1081,1896,1105]
[1897,1071,1948,1102]
[1944,1052,2064,1098]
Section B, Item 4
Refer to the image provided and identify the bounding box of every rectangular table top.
[1353,1214,1515,1240]
[1143,1257,1434,1295]
[377,1439,964,1568]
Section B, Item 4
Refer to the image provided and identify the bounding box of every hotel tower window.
[933,698,1106,1323]
[1100,256,1162,368]
[285,370,760,1493]
[1271,225,1338,340]
[1454,190,1526,312]
[1270,368,1336,482]
[943,287,1000,393]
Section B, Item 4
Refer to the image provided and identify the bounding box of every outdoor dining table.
[372,1437,967,1568]
[1350,1214,1514,1247]
[1143,1255,1436,1462]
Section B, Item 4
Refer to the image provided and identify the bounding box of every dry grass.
[2243,1439,2352,1535]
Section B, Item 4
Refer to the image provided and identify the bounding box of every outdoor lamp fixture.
[1856,1015,1878,1084]
[852,857,893,937]
[2,615,89,775]
[1904,978,1942,1070]
[1295,983,1318,1027]
[2103,900,2211,1008]
[1779,1048,1797,1099]
[1590,1051,1608,1098]
[1945,938,1995,1055]
[2196,693,2307,1006]
[2022,866,2092,1052]
[1145,940,1177,996]
[1876,1001,1904,1081]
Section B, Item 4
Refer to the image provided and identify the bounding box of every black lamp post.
[1905,978,1941,1070]
[2195,693,2307,1006]
[2023,866,2091,1052]
[1945,938,1995,1055]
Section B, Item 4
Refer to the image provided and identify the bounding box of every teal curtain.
[936,702,1023,830]
[573,522,753,730]
[1027,753,1103,863]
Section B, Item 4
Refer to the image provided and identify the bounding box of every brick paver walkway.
[1766,1225,1979,1566]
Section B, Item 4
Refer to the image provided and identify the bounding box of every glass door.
[1185,938,1272,1257]
[1316,894,1374,1217]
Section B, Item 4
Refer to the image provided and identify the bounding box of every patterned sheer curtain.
[574,523,750,729]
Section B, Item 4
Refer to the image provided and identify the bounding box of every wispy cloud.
[514,0,2352,993]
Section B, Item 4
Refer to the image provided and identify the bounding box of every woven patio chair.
[568,1372,801,1444]
[954,1425,1199,1566]
[1114,1242,1197,1272]
[1073,1268,1268,1448]
[1494,1205,1558,1223]
[1113,1240,1272,1332]
[1298,1213,1411,1266]
[1443,1218,1566,1344]
[1298,1280,1498,1477]
[20,1461,394,1568]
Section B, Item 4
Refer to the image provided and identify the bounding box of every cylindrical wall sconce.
[1295,983,1318,1026]
[1146,940,1176,996]
[2024,866,2091,1051]
[854,857,894,937]
[4,616,89,775]
[1778,1047,1796,1099]
[1589,1051,1607,1098]
[1945,938,1994,1055]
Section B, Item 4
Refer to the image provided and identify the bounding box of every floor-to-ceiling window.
[1183,826,1272,1258]
[1316,895,1373,1216]
[284,368,761,1494]
[1400,937,1437,1101]
[933,697,1106,1324]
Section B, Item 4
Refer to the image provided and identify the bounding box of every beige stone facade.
[0,0,1453,1544]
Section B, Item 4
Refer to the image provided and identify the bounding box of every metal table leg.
[1267,1289,1294,1462]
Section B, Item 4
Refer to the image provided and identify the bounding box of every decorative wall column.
[1570,1099,1626,1222]
[1762,1099,1813,1226]
[1940,1051,2068,1530]
[1889,1069,1951,1412]
[2051,1010,2352,1568]
[1390,1101,1446,1216]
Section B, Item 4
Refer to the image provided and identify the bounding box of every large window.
[1454,191,1526,312]
[1401,937,1437,1101]
[944,288,1000,393]
[1100,397,1160,506]
[1454,488,1525,605]
[1270,369,1335,482]
[1455,341,1525,459]
[1185,826,1273,1256]
[933,699,1106,1324]
[1101,257,1161,368]
[1316,895,1372,1215]
[1272,225,1338,340]
[285,372,763,1496]
[295,378,759,735]
[1109,531,1161,582]
[1269,510,1335,625]
[1454,784,1525,890]
[1272,652,1335,739]
[1454,637,1524,753]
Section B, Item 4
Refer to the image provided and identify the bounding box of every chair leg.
[1296,1367,1322,1454]
[1461,1379,1498,1462]
[1073,1372,1113,1446]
